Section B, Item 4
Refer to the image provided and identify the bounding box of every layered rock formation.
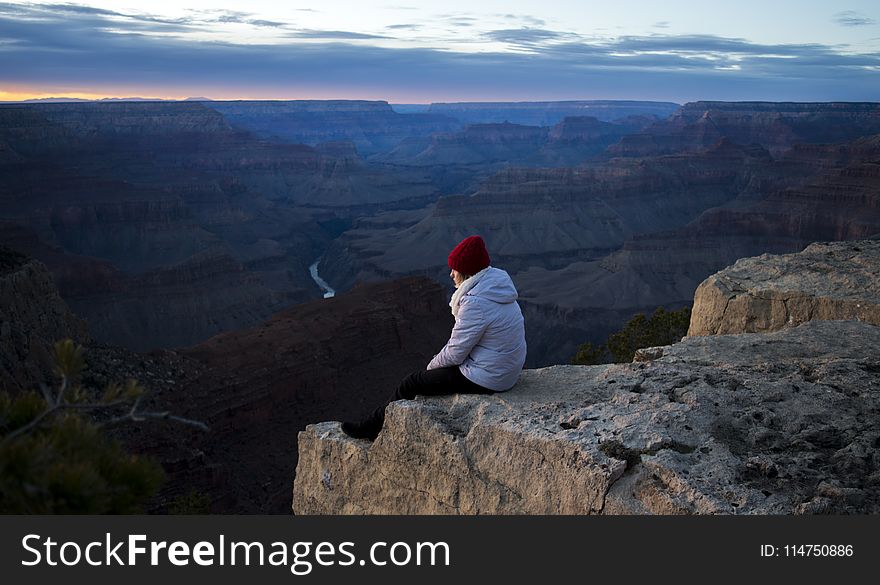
[325,139,774,290]
[0,101,442,350]
[688,240,880,336]
[293,242,880,514]
[376,116,653,169]
[12,99,876,359]
[207,100,461,156]
[68,248,288,351]
[377,122,550,166]
[512,133,880,363]
[426,101,679,126]
[324,114,880,365]
[0,246,89,393]
[321,140,787,364]
[611,101,880,157]
[539,115,653,165]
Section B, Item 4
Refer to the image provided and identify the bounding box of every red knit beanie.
[448,235,490,275]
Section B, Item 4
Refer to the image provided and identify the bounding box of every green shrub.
[572,306,692,365]
[0,339,171,513]
[0,392,165,513]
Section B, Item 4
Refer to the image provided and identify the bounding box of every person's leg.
[342,366,494,440]
[396,365,495,401]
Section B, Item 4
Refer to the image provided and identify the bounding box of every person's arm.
[427,298,489,370]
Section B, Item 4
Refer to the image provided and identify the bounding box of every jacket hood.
[467,266,518,304]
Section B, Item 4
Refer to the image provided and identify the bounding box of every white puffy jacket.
[426,267,527,391]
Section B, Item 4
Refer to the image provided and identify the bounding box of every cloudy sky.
[0,0,878,102]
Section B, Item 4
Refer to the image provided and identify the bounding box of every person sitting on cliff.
[342,235,527,441]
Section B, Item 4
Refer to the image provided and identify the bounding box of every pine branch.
[1,339,209,446]
[0,398,134,445]
[99,411,210,432]
[1,396,209,445]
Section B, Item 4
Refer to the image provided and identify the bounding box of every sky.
[0,1,878,103]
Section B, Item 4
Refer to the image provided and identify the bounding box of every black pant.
[365,365,495,429]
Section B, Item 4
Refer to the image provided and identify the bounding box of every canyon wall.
[207,100,461,156]
[10,100,877,359]
[375,116,652,168]
[425,100,679,126]
[0,246,89,393]
[0,101,442,350]
[611,101,880,156]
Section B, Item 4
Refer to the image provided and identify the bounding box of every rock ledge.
[688,239,880,336]
[294,320,880,514]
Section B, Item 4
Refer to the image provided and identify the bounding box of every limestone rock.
[633,346,665,362]
[688,240,880,336]
[293,320,880,514]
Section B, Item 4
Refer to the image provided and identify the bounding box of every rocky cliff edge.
[688,239,880,336]
[1,246,89,393]
[293,240,880,514]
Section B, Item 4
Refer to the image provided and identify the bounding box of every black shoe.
[341,419,381,441]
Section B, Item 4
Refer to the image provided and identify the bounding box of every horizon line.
[5,97,880,107]
[0,95,685,105]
